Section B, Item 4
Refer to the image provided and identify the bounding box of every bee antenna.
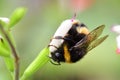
[71,12,77,22]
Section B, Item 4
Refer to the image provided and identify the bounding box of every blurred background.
[0,0,120,80]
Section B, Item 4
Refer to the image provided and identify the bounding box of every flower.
[111,25,120,54]
[0,17,9,23]
[111,25,120,34]
[116,35,120,54]
[70,0,95,12]
[58,0,95,13]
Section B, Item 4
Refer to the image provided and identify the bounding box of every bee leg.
[53,36,64,40]
[48,44,58,49]
[52,36,75,43]
[48,55,61,65]
[49,60,61,65]
[50,36,63,41]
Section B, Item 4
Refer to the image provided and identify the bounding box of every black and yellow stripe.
[76,27,89,35]
[63,44,71,63]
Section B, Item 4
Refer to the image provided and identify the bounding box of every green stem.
[0,24,19,80]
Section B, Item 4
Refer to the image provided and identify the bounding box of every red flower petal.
[116,48,120,54]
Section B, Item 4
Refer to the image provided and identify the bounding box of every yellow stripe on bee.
[63,44,71,63]
[77,27,89,35]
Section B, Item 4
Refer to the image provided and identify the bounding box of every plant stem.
[6,34,19,80]
[0,25,19,80]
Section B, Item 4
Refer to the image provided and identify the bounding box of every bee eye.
[55,52,60,57]
[80,23,86,27]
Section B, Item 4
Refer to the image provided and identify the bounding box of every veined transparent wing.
[87,35,108,52]
[71,25,106,49]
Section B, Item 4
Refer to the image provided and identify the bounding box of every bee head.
[49,51,65,65]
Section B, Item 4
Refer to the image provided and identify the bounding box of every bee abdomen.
[70,47,88,62]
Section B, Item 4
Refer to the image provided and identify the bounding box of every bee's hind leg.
[51,36,75,43]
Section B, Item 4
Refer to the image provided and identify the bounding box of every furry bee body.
[49,19,108,65]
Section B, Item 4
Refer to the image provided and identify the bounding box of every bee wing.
[71,25,106,49]
[87,35,108,52]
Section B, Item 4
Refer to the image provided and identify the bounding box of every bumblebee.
[48,19,108,65]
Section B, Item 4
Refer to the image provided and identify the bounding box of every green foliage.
[0,7,50,80]
[0,7,28,80]
[0,20,11,57]
[4,57,14,72]
[20,47,50,80]
[0,38,10,57]
[8,7,27,28]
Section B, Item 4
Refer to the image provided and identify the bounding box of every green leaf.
[0,20,7,35]
[0,38,10,57]
[0,45,10,57]
[20,47,50,80]
[4,56,14,72]
[8,7,27,28]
